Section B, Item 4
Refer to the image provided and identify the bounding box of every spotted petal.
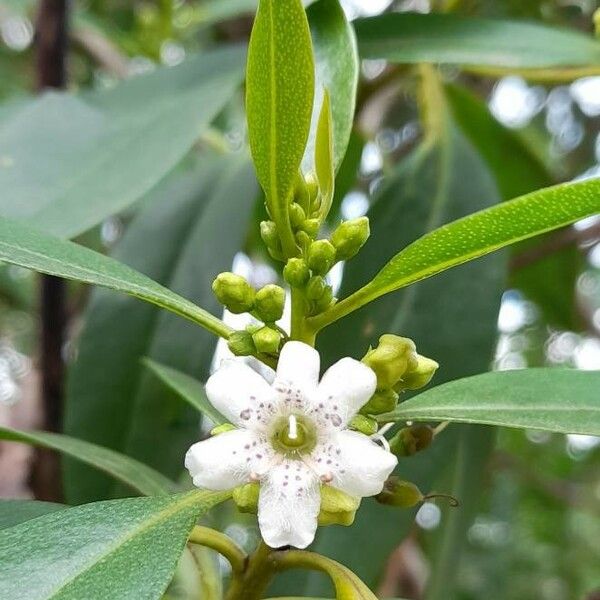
[258,460,320,549]
[205,359,276,429]
[320,430,397,497]
[313,358,377,428]
[185,429,272,490]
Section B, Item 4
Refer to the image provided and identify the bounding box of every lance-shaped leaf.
[144,359,228,426]
[315,91,335,221]
[246,0,315,256]
[0,216,231,339]
[311,177,600,330]
[0,426,174,497]
[355,13,600,70]
[379,369,600,436]
[0,490,229,599]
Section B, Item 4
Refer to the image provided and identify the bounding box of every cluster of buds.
[360,334,439,416]
[212,273,286,357]
[376,476,458,509]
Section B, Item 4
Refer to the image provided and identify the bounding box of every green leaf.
[0,216,231,339]
[0,47,245,239]
[0,426,174,497]
[379,369,600,436]
[314,91,335,221]
[313,177,600,328]
[65,156,256,504]
[246,0,315,256]
[304,0,359,173]
[0,490,229,599]
[0,500,65,530]
[355,13,600,69]
[144,358,227,426]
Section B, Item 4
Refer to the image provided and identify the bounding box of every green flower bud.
[360,388,398,416]
[397,354,439,391]
[210,423,237,436]
[389,425,434,457]
[301,218,320,238]
[376,477,424,508]
[254,284,286,323]
[212,272,255,314]
[283,258,310,287]
[289,203,306,229]
[307,240,336,275]
[232,482,259,514]
[294,172,311,212]
[314,285,334,313]
[362,335,418,390]
[227,330,256,357]
[318,486,360,526]
[349,414,378,436]
[295,230,312,252]
[305,275,326,301]
[252,326,281,355]
[260,220,278,247]
[331,217,370,261]
[305,173,319,210]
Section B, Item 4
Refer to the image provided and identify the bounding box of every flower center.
[270,414,317,457]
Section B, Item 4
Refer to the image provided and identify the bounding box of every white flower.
[185,341,397,549]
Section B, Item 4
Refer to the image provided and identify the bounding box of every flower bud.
[305,174,319,210]
[232,482,259,514]
[331,217,370,261]
[389,425,434,457]
[227,330,256,357]
[397,354,439,391]
[260,220,278,248]
[212,272,255,314]
[318,486,360,527]
[360,388,398,416]
[362,335,418,390]
[254,285,285,323]
[376,477,424,508]
[349,414,378,436]
[294,172,311,212]
[305,275,326,301]
[289,203,306,229]
[283,258,310,287]
[295,230,312,251]
[210,423,237,436]
[301,218,320,238]
[307,240,336,275]
[314,285,334,313]
[252,326,281,355]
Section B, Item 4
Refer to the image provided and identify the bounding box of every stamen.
[288,415,298,440]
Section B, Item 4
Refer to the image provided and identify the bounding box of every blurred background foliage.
[0,0,599,599]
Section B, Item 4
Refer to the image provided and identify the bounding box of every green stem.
[188,526,247,575]
[224,541,276,600]
[290,288,306,342]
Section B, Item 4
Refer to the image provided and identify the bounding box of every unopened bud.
[397,355,439,391]
[260,220,278,248]
[227,330,256,357]
[314,286,334,313]
[318,486,360,526]
[360,388,398,416]
[289,203,306,229]
[294,173,311,212]
[283,258,310,287]
[389,425,434,457]
[307,240,336,275]
[295,230,312,251]
[362,335,418,390]
[301,218,320,238]
[305,275,326,301]
[331,217,370,261]
[349,414,378,436]
[254,285,285,322]
[376,477,423,508]
[232,482,259,514]
[252,326,281,355]
[212,272,255,314]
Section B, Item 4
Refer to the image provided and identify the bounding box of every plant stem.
[188,526,247,575]
[224,541,276,600]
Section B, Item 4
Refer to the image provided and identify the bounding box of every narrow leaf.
[379,369,600,436]
[0,426,174,497]
[0,491,229,599]
[315,91,335,221]
[0,217,231,339]
[144,358,227,426]
[246,0,315,255]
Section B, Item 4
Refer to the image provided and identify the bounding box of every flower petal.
[206,359,277,429]
[258,460,320,549]
[276,341,320,390]
[185,429,272,490]
[313,358,377,428]
[314,430,397,497]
